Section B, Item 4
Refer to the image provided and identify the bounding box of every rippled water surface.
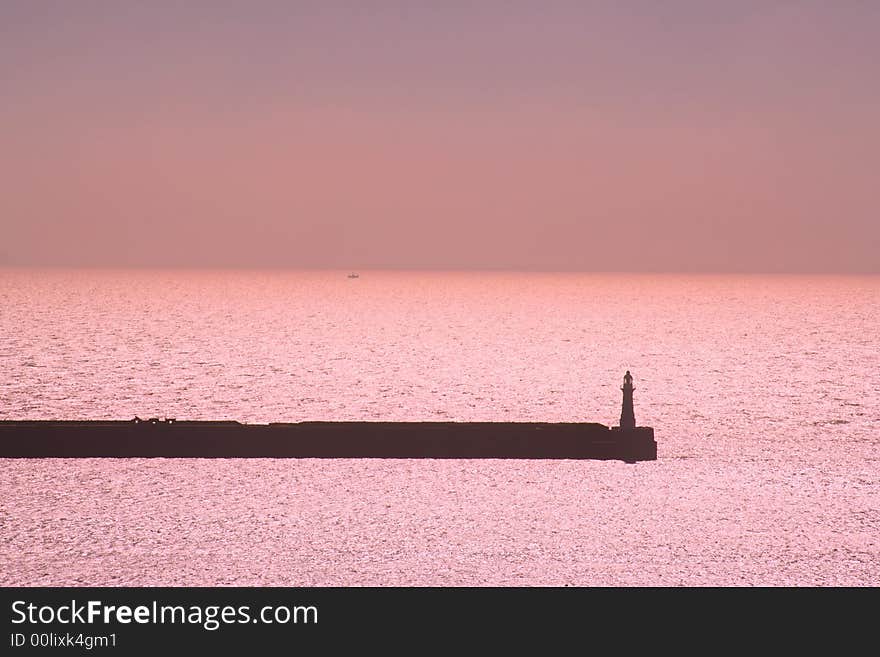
[1,269,878,585]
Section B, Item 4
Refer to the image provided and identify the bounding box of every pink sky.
[1,2,878,271]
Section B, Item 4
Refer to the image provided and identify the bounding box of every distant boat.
[347,273,360,279]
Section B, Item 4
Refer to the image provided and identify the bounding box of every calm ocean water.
[1,269,878,585]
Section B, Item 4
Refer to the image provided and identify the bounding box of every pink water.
[1,269,878,585]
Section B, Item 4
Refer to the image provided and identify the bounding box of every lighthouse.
[620,370,636,430]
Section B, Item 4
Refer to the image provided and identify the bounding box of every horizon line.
[0,264,877,276]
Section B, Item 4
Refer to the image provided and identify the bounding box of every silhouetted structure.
[620,370,636,430]
[0,374,657,462]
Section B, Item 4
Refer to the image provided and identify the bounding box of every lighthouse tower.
[619,370,636,430]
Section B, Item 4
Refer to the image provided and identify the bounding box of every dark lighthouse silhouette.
[0,373,657,462]
[620,370,636,430]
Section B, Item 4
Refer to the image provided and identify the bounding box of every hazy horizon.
[2,264,879,275]
[2,1,878,273]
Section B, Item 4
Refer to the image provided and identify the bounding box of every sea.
[1,269,877,585]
